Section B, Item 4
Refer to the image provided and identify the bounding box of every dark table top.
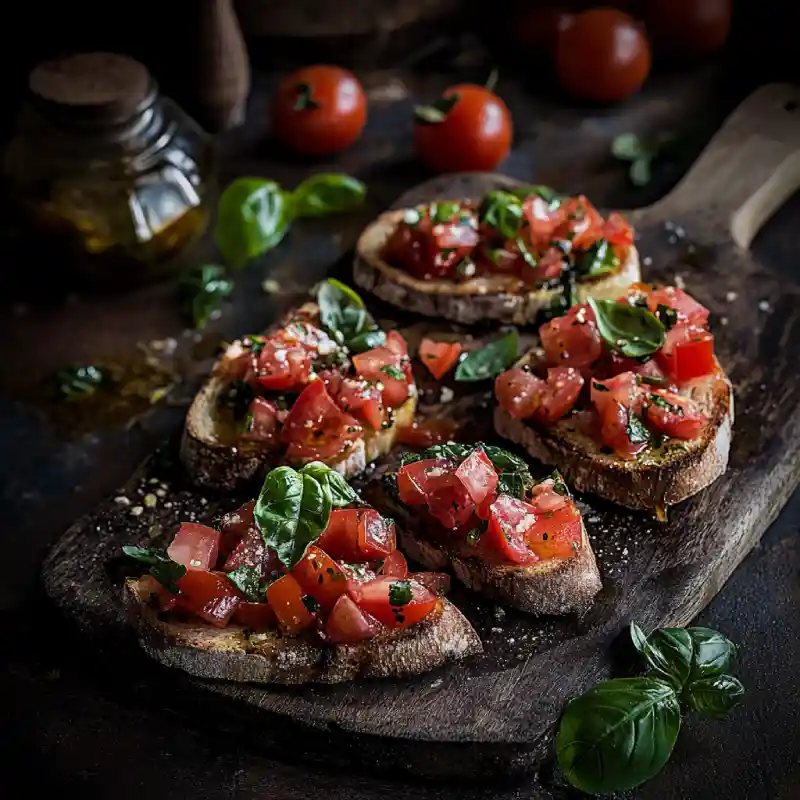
[2,65,799,800]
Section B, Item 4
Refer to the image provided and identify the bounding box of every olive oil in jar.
[2,53,217,288]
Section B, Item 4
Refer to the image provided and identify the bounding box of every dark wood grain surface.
[36,83,800,784]
[3,67,799,800]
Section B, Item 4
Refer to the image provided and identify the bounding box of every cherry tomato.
[396,418,460,448]
[271,65,367,156]
[413,84,513,173]
[418,338,462,380]
[167,524,220,572]
[645,0,731,61]
[644,389,707,440]
[556,9,651,103]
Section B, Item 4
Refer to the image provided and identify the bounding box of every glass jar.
[2,52,217,287]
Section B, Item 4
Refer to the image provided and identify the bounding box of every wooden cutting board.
[41,83,800,783]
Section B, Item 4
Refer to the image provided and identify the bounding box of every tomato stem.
[413,93,460,125]
[293,82,321,111]
[485,68,499,92]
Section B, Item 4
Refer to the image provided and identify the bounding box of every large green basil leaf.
[631,622,694,691]
[556,677,681,795]
[215,179,291,269]
[588,297,666,359]
[684,675,745,719]
[454,329,519,382]
[299,461,361,508]
[122,545,187,594]
[479,190,525,240]
[291,173,367,218]
[254,467,332,568]
[686,627,736,680]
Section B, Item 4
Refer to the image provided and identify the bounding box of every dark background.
[1,3,799,798]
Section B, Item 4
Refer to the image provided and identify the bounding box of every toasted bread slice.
[180,302,418,491]
[494,356,734,513]
[353,208,640,325]
[124,577,482,684]
[375,494,602,616]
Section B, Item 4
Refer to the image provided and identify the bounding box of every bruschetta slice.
[181,280,417,490]
[123,463,481,684]
[354,187,640,325]
[373,443,602,616]
[493,284,734,514]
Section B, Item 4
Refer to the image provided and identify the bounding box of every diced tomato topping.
[255,339,312,391]
[495,365,584,422]
[426,472,476,529]
[317,368,343,398]
[590,372,649,458]
[336,377,386,431]
[353,577,438,629]
[280,380,362,462]
[646,286,710,326]
[176,570,241,627]
[380,549,409,579]
[385,330,410,358]
[223,525,267,574]
[352,345,411,409]
[525,489,583,560]
[325,594,382,644]
[540,304,603,372]
[656,324,716,383]
[138,575,178,612]
[218,501,255,560]
[602,212,634,248]
[167,523,220,572]
[241,396,283,444]
[522,194,563,247]
[411,571,451,596]
[232,602,276,630]
[291,545,348,610]
[418,338,462,380]
[604,352,667,383]
[266,574,316,634]
[484,495,540,565]
[316,508,396,562]
[396,458,454,505]
[397,418,459,448]
[455,447,498,506]
[644,389,707,440]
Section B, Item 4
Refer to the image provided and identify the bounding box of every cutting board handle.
[651,83,800,249]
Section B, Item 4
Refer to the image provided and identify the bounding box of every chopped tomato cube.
[525,491,583,560]
[540,304,603,371]
[352,342,411,408]
[266,574,316,634]
[426,473,476,529]
[397,418,460,448]
[656,325,716,383]
[218,501,255,560]
[241,397,283,444]
[380,549,408,579]
[418,338,462,380]
[316,508,396,562]
[352,577,438,629]
[495,365,583,423]
[336,377,386,431]
[167,523,220,572]
[602,212,634,248]
[176,570,241,627]
[232,601,276,630]
[647,286,709,326]
[281,380,362,462]
[256,340,312,391]
[325,594,382,644]
[484,495,540,565]
[291,545,348,610]
[590,372,649,458]
[456,447,498,506]
[644,389,707,440]
[223,526,267,573]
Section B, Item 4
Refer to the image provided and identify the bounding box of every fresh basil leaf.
[347,329,386,353]
[455,329,519,382]
[611,132,647,162]
[631,623,694,691]
[655,304,679,330]
[548,469,570,497]
[122,545,186,595]
[430,201,461,224]
[389,580,413,606]
[381,364,405,381]
[511,184,559,205]
[226,565,265,602]
[479,191,525,240]
[399,442,473,467]
[684,674,745,719]
[299,461,361,508]
[630,157,653,187]
[578,239,620,278]
[215,179,291,269]
[685,627,736,680]
[588,297,666,359]
[316,278,374,348]
[556,677,681,794]
[180,263,234,328]
[290,173,366,218]
[57,364,108,401]
[626,412,651,445]
[254,466,332,569]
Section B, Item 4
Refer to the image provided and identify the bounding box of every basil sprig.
[57,364,109,401]
[454,329,519,382]
[316,278,386,352]
[215,173,366,268]
[556,622,744,795]
[577,239,619,278]
[399,442,535,500]
[479,190,525,240]
[588,297,666,359]
[122,545,187,594]
[254,462,362,569]
[180,263,234,328]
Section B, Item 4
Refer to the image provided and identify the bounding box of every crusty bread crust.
[494,358,734,513]
[353,207,641,325]
[180,302,418,491]
[124,578,482,684]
